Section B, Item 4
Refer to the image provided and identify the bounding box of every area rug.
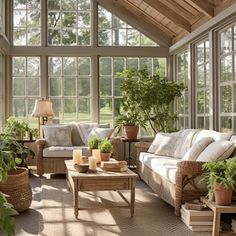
[39,178,211,236]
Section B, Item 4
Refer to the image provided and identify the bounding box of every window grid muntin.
[12,56,41,119]
[48,56,91,122]
[13,0,41,46]
[219,24,236,132]
[196,39,210,129]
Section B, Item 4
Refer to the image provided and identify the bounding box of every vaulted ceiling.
[98,0,236,47]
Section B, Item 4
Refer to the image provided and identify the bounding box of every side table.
[121,138,140,168]
[200,197,236,236]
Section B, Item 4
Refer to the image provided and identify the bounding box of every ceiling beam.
[185,0,214,18]
[143,0,191,32]
[96,0,172,47]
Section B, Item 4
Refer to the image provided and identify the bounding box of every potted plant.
[99,139,113,161]
[202,156,236,205]
[0,150,18,236]
[117,68,185,134]
[87,136,102,150]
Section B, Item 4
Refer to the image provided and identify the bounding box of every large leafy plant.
[117,68,185,133]
[202,157,236,201]
[0,151,18,236]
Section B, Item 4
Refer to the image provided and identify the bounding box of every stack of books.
[101,161,128,172]
[232,219,236,232]
[181,205,214,232]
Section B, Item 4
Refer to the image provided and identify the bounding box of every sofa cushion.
[43,146,91,158]
[182,137,214,161]
[70,123,84,146]
[76,123,99,145]
[154,135,184,158]
[192,130,232,145]
[139,152,181,184]
[87,127,114,140]
[42,124,72,146]
[196,140,234,162]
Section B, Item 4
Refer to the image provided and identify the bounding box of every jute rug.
[39,178,211,236]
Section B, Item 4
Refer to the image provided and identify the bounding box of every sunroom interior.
[0,0,236,235]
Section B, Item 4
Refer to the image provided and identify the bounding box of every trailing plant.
[99,139,113,153]
[117,68,185,133]
[87,136,102,149]
[0,150,18,236]
[0,133,35,166]
[202,157,236,201]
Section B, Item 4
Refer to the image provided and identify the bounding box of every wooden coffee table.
[65,160,137,219]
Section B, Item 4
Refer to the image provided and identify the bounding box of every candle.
[73,150,82,165]
[89,156,97,171]
[92,149,101,164]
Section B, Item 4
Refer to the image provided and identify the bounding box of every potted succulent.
[202,156,236,205]
[98,139,113,161]
[0,150,18,236]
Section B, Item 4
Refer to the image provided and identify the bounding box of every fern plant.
[202,156,236,201]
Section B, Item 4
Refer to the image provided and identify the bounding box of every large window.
[195,39,210,129]
[99,57,166,126]
[48,0,91,46]
[219,24,236,132]
[48,57,91,122]
[176,51,190,129]
[13,0,41,45]
[98,6,157,47]
[12,57,41,119]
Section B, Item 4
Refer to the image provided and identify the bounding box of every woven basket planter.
[0,167,32,212]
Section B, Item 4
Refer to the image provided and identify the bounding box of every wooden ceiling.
[98,0,236,47]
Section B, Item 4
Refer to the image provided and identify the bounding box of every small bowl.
[74,163,89,173]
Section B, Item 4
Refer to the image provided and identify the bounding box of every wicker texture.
[136,141,208,216]
[0,168,32,212]
[36,137,121,176]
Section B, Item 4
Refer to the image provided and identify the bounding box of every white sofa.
[136,129,236,215]
[36,122,119,176]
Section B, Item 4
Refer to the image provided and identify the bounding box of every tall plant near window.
[118,68,185,133]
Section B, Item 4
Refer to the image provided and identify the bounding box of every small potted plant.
[98,139,113,161]
[202,156,236,205]
[87,136,102,150]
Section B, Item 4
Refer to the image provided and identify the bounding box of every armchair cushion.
[87,127,114,141]
[42,125,72,146]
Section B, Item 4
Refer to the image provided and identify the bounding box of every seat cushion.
[139,152,181,184]
[43,146,91,158]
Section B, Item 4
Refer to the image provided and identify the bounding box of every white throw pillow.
[43,125,72,146]
[196,140,234,162]
[87,127,114,140]
[182,137,214,161]
[148,132,165,153]
[154,135,184,158]
[76,123,98,145]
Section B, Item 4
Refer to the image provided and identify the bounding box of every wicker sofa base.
[139,161,207,215]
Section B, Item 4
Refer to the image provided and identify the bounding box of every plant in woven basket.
[0,150,18,236]
[202,156,236,205]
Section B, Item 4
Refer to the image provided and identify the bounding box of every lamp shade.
[31,98,54,118]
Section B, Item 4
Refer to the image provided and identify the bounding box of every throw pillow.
[196,140,234,162]
[182,137,214,161]
[147,132,164,153]
[42,125,72,146]
[76,123,98,145]
[154,135,184,158]
[87,127,114,140]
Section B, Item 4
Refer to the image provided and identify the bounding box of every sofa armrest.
[35,138,47,147]
[177,161,205,175]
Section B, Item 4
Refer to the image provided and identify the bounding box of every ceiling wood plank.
[142,0,191,32]
[185,0,214,18]
[96,0,172,47]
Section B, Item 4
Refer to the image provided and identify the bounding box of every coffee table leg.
[212,212,220,236]
[73,180,79,219]
[130,179,135,217]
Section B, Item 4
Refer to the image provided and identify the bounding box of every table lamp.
[31,98,54,137]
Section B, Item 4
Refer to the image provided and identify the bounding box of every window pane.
[197,91,204,113]
[50,77,61,96]
[197,42,204,65]
[63,57,77,76]
[13,99,26,117]
[14,29,26,45]
[78,57,90,75]
[220,27,232,55]
[48,57,62,76]
[13,77,25,96]
[64,99,76,120]
[113,58,125,75]
[78,0,91,10]
[78,77,90,96]
[220,55,232,82]
[100,98,112,125]
[64,77,76,96]
[27,77,40,96]
[78,98,90,121]
[13,57,26,76]
[220,116,232,132]
[27,57,40,76]
[197,117,204,129]
[220,85,232,113]
[100,77,112,96]
[99,58,112,75]
[51,98,62,118]
[127,58,138,70]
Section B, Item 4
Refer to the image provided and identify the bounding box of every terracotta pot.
[124,125,139,139]
[214,183,233,205]
[100,152,111,161]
